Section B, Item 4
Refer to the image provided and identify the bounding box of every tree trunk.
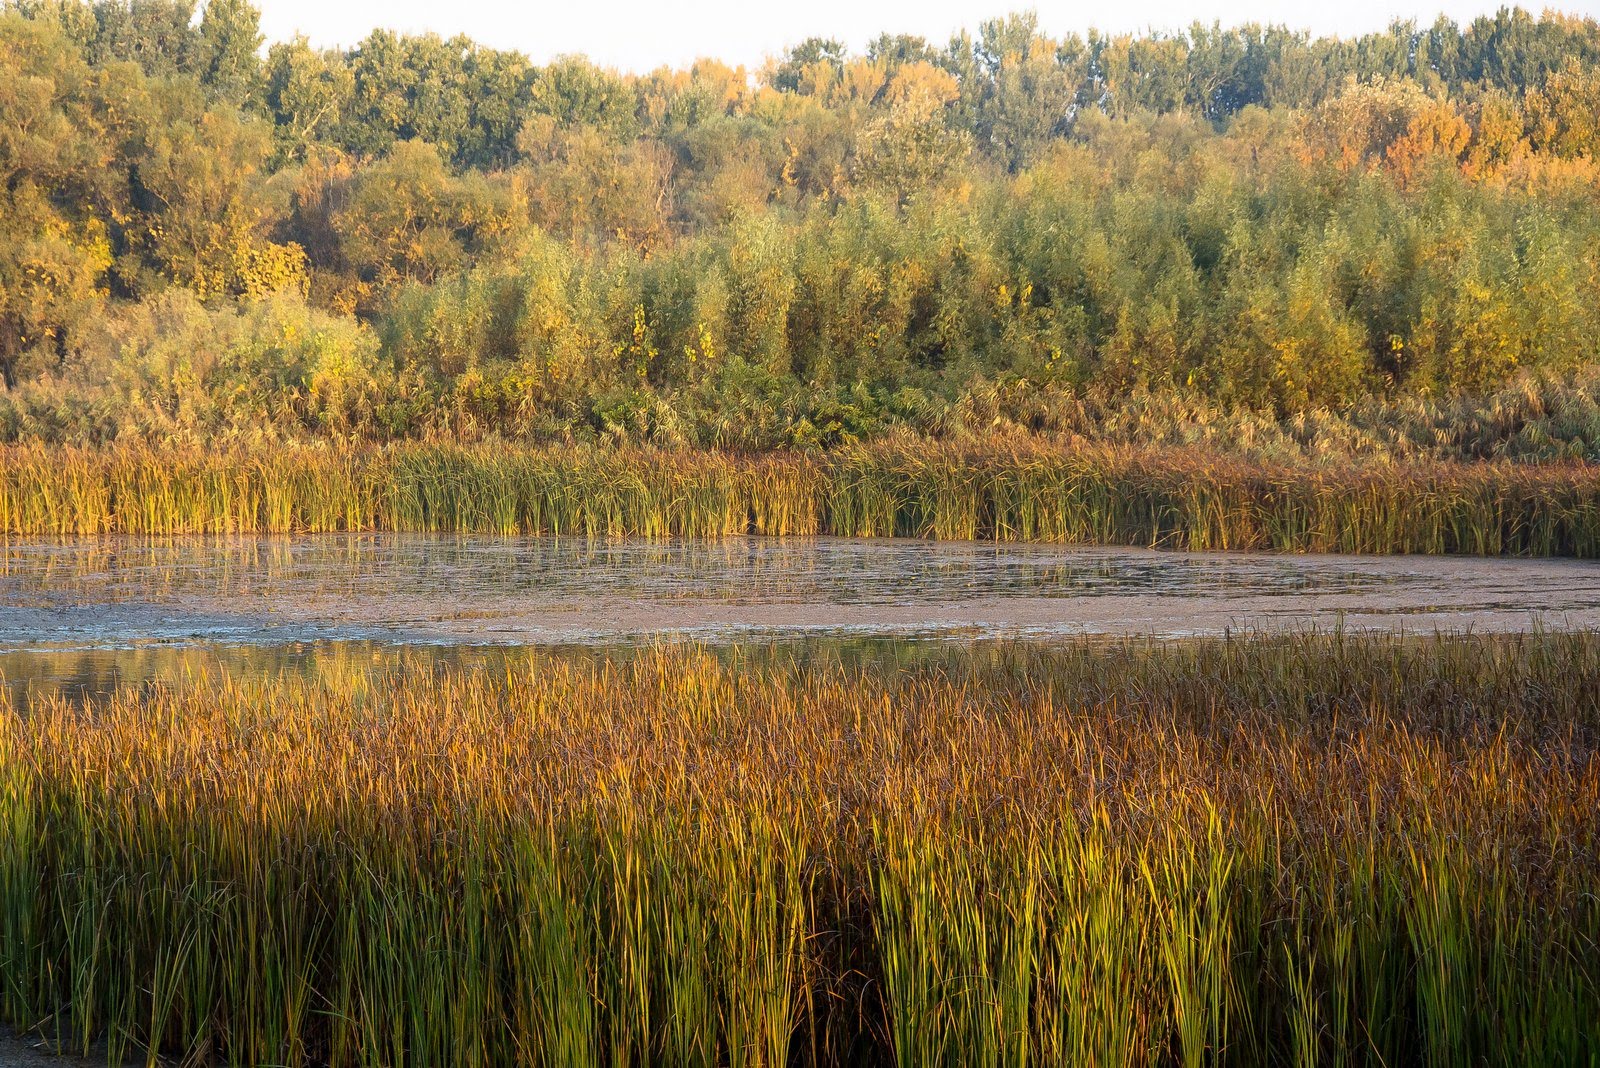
[0,315,20,391]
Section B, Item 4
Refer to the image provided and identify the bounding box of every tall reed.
[2,441,1598,554]
[1,633,1596,1064]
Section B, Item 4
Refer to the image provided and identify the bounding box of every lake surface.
[3,533,1596,705]
[5,534,1598,649]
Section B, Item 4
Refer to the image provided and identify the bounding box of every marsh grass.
[2,441,1597,554]
[0,634,1596,1064]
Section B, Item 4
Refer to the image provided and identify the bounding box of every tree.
[515,118,673,251]
[0,185,110,388]
[636,58,747,136]
[1300,78,1469,187]
[528,55,637,138]
[123,82,301,298]
[866,33,939,72]
[7,2,1600,428]
[264,35,354,159]
[853,62,971,205]
[667,112,782,228]
[955,14,1080,169]
[195,0,262,107]
[0,11,121,385]
[81,0,200,79]
[457,44,533,168]
[1461,88,1529,177]
[339,29,427,157]
[1525,57,1600,158]
[767,37,845,95]
[333,140,511,303]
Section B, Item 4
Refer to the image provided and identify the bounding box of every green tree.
[767,37,845,95]
[195,0,262,107]
[264,35,354,158]
[0,11,121,385]
[854,62,971,205]
[528,55,637,138]
[515,118,674,251]
[82,0,199,78]
[953,14,1081,168]
[332,140,511,304]
[123,82,301,298]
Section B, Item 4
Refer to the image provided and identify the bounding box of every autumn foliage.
[1,4,1599,449]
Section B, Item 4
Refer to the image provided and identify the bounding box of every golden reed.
[2,440,1598,554]
[0,634,1596,1064]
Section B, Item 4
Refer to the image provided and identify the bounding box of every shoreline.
[4,442,1598,556]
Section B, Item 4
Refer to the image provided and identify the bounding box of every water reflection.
[3,534,1597,652]
[0,635,1016,711]
[3,534,1407,608]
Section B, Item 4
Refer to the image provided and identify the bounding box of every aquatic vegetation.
[3,440,1599,556]
[0,633,1596,1065]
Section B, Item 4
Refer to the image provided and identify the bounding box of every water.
[4,534,1598,701]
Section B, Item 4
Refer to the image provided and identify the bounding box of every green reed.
[2,441,1597,554]
[0,633,1596,1064]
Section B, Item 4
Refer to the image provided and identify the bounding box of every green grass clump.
[0,633,1596,1064]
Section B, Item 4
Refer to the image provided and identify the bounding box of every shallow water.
[6,534,1599,647]
[3,534,1597,701]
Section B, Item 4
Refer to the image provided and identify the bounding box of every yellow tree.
[0,186,111,388]
[1524,57,1600,159]
[127,93,306,299]
[0,13,121,386]
[1460,89,1529,179]
[1300,77,1470,188]
[853,62,972,206]
[333,139,513,305]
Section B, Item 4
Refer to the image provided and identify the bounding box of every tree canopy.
[2,2,1600,446]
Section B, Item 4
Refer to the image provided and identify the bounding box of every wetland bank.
[2,454,1599,1067]
[5,0,1600,1062]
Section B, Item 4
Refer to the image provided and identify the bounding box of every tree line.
[3,1,1600,447]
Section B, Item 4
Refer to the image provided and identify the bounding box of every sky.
[250,0,1600,72]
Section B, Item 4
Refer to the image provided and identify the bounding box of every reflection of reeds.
[1,634,1596,1064]
[2,441,1598,555]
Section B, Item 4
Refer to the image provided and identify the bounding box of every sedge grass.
[0,633,1596,1064]
[1,441,1597,555]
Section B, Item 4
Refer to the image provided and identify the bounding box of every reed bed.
[2,441,1598,554]
[1,633,1597,1065]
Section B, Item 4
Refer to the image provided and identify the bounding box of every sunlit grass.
[0,633,1596,1064]
[3,441,1598,555]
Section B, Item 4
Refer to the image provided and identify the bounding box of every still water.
[3,534,1597,701]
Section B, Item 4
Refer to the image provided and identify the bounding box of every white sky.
[252,1,1600,73]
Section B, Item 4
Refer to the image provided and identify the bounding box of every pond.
[4,534,1597,702]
